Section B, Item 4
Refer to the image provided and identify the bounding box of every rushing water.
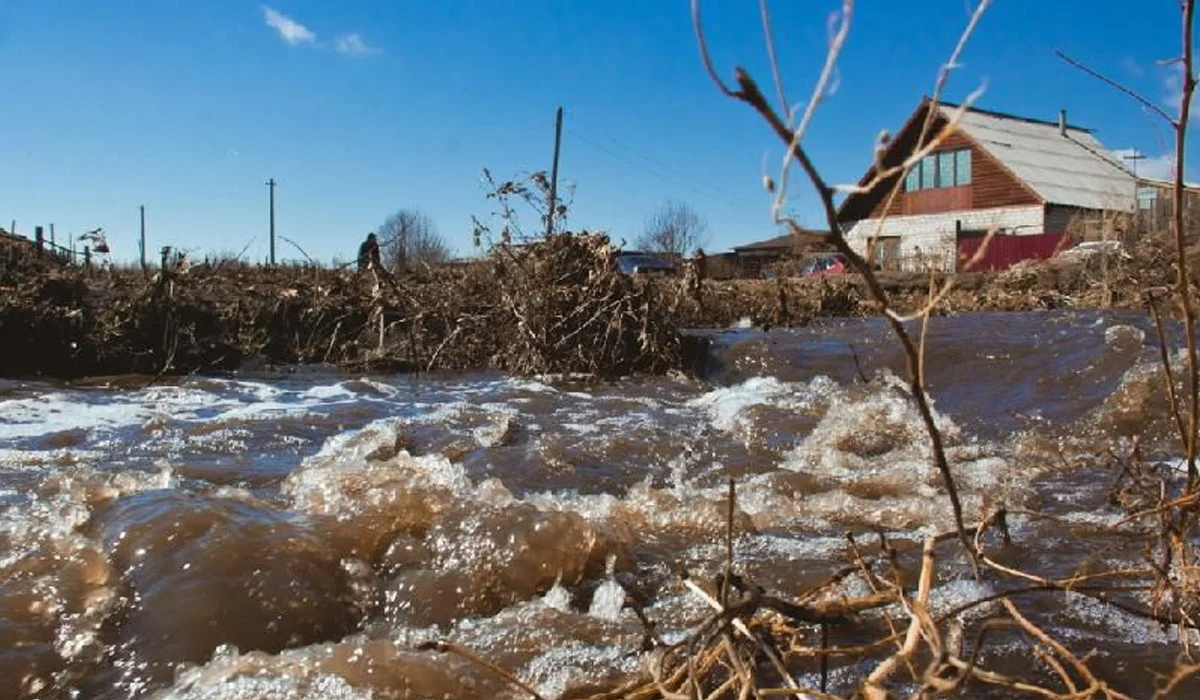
[0,310,1194,699]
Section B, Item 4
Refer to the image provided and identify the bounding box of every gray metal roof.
[938,104,1136,211]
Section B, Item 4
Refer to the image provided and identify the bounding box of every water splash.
[588,555,625,622]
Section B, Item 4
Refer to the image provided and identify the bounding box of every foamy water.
[0,310,1194,698]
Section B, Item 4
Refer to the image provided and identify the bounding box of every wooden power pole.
[266,178,277,265]
[139,205,147,272]
[545,107,564,238]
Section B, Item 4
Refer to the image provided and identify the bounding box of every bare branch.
[690,0,737,97]
[758,0,790,119]
[771,0,852,223]
[1173,0,1199,486]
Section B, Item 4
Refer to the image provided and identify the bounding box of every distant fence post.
[34,226,44,256]
[83,246,91,271]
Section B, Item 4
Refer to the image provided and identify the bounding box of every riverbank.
[0,232,1184,380]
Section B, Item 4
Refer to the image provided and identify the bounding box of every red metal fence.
[956,232,1065,272]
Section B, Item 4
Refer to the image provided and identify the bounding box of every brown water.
[0,310,1194,698]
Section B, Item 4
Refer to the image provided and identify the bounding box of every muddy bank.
[0,232,1185,380]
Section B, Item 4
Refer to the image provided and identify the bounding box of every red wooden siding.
[903,185,972,215]
[957,232,1065,271]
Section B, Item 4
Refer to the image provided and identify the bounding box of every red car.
[800,253,848,278]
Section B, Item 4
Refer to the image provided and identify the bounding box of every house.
[1133,177,1200,239]
[731,229,830,278]
[837,98,1139,272]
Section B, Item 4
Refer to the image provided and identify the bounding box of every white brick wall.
[842,205,1045,271]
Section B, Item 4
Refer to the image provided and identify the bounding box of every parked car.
[799,253,848,278]
[616,251,677,276]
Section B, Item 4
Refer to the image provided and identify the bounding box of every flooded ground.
[0,310,1193,698]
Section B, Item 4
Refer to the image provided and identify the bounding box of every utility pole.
[266,178,277,265]
[1123,151,1149,222]
[139,205,147,272]
[545,107,563,238]
[1123,151,1146,179]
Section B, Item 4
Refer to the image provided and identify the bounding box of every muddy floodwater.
[1,310,1194,699]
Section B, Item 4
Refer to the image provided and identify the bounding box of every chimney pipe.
[1058,109,1067,135]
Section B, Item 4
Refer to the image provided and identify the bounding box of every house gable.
[837,100,1042,225]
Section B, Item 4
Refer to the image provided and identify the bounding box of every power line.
[563,116,761,212]
[566,127,754,211]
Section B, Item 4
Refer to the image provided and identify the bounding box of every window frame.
[954,149,972,186]
[919,155,937,190]
[904,148,972,191]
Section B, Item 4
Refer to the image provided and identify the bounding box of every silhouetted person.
[358,232,381,273]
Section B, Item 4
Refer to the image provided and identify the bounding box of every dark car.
[799,253,848,278]
[616,252,677,276]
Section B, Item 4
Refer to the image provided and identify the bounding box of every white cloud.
[1111,148,1176,181]
[262,6,316,46]
[1161,64,1200,123]
[1139,154,1178,181]
[333,33,380,56]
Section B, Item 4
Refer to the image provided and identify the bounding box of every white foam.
[1104,324,1145,347]
[541,580,572,612]
[0,377,417,446]
[688,376,822,436]
[156,666,373,700]
[285,419,474,516]
[1058,590,1172,646]
[587,579,626,622]
[300,383,359,400]
[522,642,636,700]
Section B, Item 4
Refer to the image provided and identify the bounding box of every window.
[954,149,971,185]
[1136,186,1158,211]
[920,156,937,190]
[905,165,920,192]
[904,148,972,190]
[938,152,955,189]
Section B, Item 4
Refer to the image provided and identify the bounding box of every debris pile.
[0,233,686,379]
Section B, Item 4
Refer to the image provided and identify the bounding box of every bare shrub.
[471,169,575,246]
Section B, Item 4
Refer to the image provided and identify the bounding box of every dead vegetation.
[0,232,692,380]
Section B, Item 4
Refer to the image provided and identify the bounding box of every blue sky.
[0,1,1194,263]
